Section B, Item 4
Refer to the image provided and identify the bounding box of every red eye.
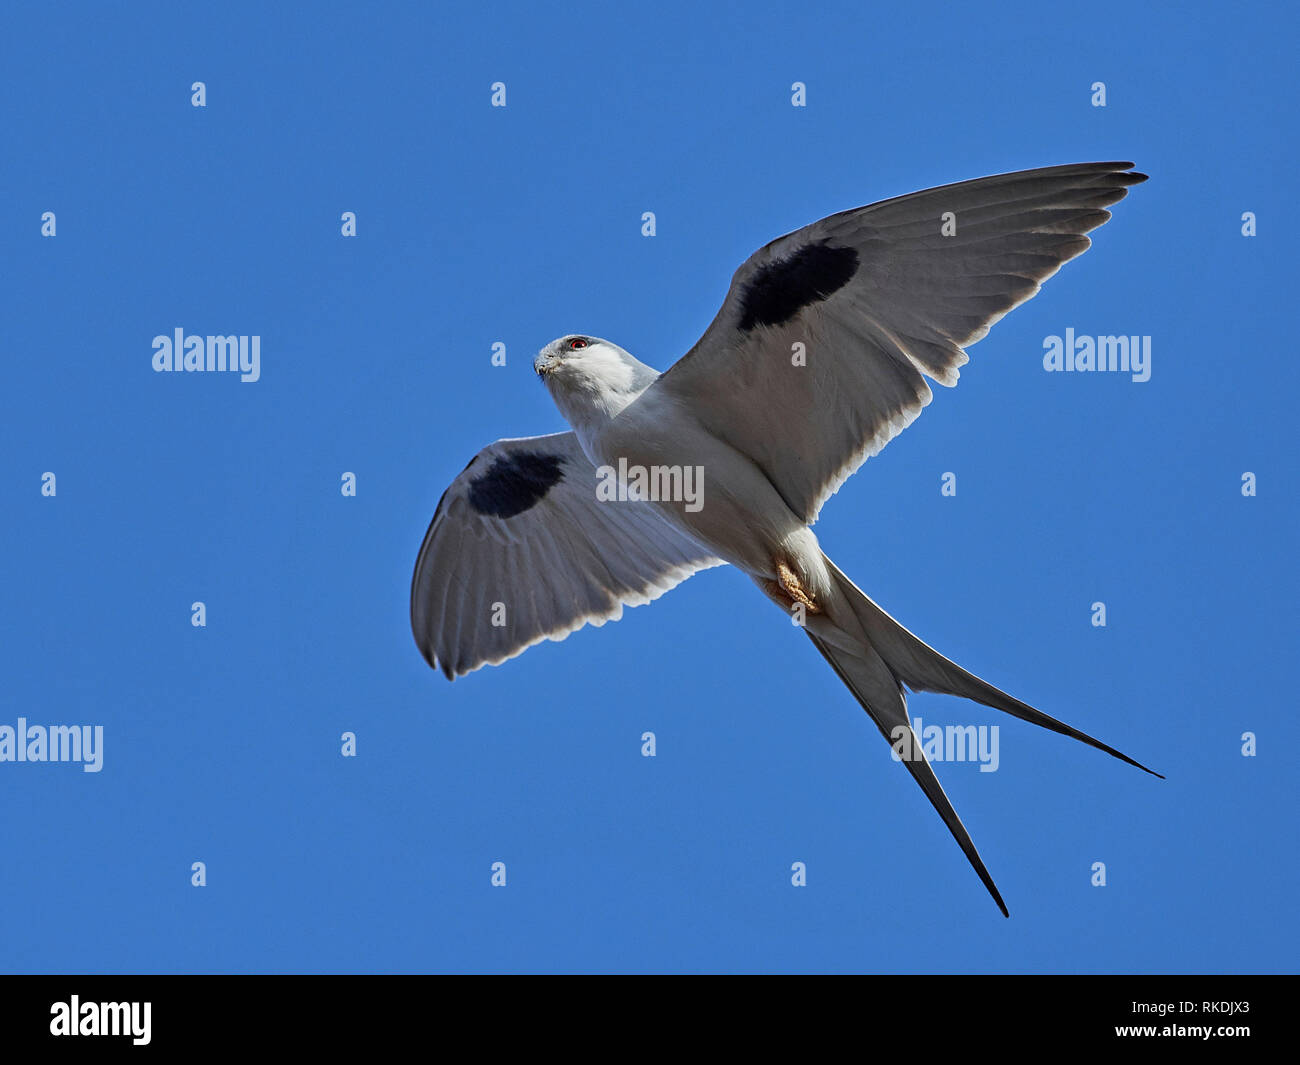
[568,337,588,349]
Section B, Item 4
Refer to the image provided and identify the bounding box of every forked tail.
[808,554,1162,916]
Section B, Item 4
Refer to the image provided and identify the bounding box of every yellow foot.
[776,560,821,613]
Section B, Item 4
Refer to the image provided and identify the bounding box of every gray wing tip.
[1062,160,1144,176]
[1109,168,1148,189]
[411,630,454,679]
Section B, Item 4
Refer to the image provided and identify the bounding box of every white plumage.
[411,162,1159,916]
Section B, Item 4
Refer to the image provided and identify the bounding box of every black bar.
[0,975,1290,1052]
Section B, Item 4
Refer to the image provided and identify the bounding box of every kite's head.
[535,335,661,428]
[536,335,611,378]
[535,335,655,389]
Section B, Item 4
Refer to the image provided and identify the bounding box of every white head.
[534,335,660,430]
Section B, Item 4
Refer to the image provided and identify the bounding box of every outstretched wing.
[657,162,1147,524]
[411,431,722,678]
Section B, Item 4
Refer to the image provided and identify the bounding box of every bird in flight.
[411,162,1159,916]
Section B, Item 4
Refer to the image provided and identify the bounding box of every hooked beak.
[535,352,560,377]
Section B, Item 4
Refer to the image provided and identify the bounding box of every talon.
[776,560,821,613]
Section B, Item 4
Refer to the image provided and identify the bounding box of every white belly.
[583,388,827,593]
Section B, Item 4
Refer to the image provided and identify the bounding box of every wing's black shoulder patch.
[737,241,859,331]
[468,451,566,519]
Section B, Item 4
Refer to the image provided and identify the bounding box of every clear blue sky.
[1,0,1294,973]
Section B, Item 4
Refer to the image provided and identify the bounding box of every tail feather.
[821,556,1163,778]
[806,632,1010,917]
[803,553,1162,916]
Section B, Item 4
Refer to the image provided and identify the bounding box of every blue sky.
[1,0,1295,973]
